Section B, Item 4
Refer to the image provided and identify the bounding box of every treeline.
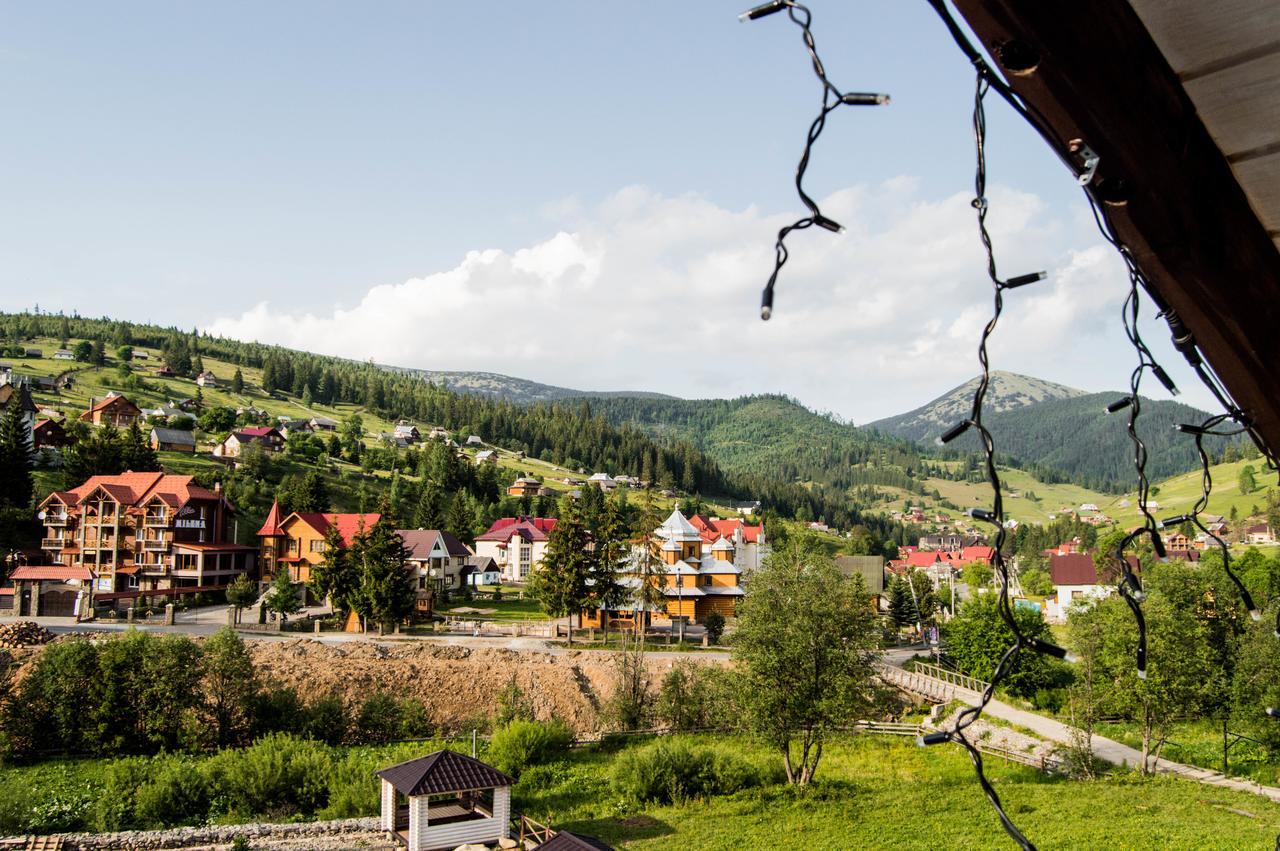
[0,311,905,538]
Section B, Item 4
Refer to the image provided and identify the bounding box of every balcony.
[143,539,169,551]
[44,514,68,526]
[143,515,168,527]
[40,537,65,549]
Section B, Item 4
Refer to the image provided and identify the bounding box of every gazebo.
[377,750,515,851]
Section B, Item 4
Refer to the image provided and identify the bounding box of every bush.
[134,759,210,828]
[486,719,575,775]
[704,612,726,644]
[205,733,332,818]
[250,688,305,738]
[354,693,400,745]
[611,739,776,804]
[301,696,348,746]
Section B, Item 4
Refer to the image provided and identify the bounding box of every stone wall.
[60,816,382,850]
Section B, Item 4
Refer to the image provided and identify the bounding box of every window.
[288,538,300,555]
[310,540,326,553]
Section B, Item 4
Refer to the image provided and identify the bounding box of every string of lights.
[743,2,1280,848]
[737,0,890,322]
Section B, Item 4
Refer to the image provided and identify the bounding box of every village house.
[144,404,197,422]
[150,427,196,453]
[393,422,421,443]
[465,434,484,446]
[735,500,761,516]
[397,529,472,614]
[52,349,74,361]
[506,476,550,498]
[80,394,142,428]
[155,366,176,378]
[474,517,557,582]
[24,348,42,358]
[132,349,150,360]
[587,472,616,492]
[1247,523,1276,545]
[212,426,285,458]
[278,419,312,438]
[195,370,218,388]
[1041,553,1135,622]
[33,418,70,450]
[24,472,256,616]
[257,503,380,601]
[310,415,338,432]
[427,427,449,441]
[474,449,498,465]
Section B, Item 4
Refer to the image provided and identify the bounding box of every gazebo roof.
[376,750,515,796]
[538,832,616,851]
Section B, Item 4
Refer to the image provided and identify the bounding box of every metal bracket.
[1068,139,1100,185]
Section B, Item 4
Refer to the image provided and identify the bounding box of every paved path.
[879,660,1280,803]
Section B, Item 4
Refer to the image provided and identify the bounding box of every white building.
[473,517,557,582]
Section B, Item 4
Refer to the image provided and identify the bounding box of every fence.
[906,662,990,694]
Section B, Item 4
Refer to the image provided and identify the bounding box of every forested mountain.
[576,394,934,495]
[865,371,1087,442]
[384,368,674,404]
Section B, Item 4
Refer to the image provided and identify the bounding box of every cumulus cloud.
[205,181,1152,422]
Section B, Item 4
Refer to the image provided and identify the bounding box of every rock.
[499,838,520,849]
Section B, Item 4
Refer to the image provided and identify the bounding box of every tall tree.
[263,569,301,622]
[528,496,594,644]
[309,525,358,617]
[0,398,33,509]
[350,514,414,633]
[588,492,629,619]
[121,420,160,471]
[201,627,256,747]
[734,538,879,785]
[231,368,244,394]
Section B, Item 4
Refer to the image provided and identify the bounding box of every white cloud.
[205,180,1185,422]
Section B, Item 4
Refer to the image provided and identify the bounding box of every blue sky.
[0,2,1204,421]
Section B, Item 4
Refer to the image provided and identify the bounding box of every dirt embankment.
[7,635,723,735]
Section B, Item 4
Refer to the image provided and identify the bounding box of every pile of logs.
[0,621,54,648]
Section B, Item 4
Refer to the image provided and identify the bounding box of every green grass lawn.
[438,596,551,622]
[3,733,1275,847]
[1095,719,1280,786]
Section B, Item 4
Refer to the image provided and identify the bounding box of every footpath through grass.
[4,734,1277,848]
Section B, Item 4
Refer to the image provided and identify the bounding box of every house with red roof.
[1043,552,1127,621]
[257,502,380,595]
[687,514,767,570]
[212,426,284,458]
[1247,523,1276,545]
[474,517,558,582]
[25,472,255,616]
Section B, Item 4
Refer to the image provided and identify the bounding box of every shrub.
[353,693,400,745]
[704,612,726,645]
[301,695,348,746]
[494,675,535,728]
[398,699,434,740]
[204,733,332,818]
[250,688,305,738]
[90,756,153,831]
[486,719,575,775]
[611,739,775,804]
[134,759,210,828]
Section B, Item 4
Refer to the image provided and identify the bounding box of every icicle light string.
[1161,412,1261,626]
[739,1,890,321]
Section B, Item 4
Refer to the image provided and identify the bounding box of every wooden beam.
[951,0,1280,457]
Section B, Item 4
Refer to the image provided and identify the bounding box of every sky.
[0,1,1210,423]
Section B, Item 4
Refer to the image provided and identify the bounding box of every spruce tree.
[350,513,414,632]
[528,496,594,644]
[122,420,159,472]
[231,368,244,394]
[0,399,33,509]
[309,525,357,617]
[414,480,446,530]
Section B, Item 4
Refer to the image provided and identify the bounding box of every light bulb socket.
[814,215,845,234]
[1160,515,1190,528]
[1266,707,1280,718]
[1249,609,1261,622]
[760,288,774,322]
[1152,364,1180,396]
[1106,397,1133,414]
[840,92,891,106]
[1003,271,1047,289]
[738,0,788,22]
[938,421,972,445]
[967,507,996,524]
[917,731,950,747]
[1176,423,1207,435]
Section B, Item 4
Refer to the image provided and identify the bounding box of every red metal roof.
[477,517,557,542]
[44,472,224,511]
[287,512,381,545]
[1049,554,1098,586]
[257,500,285,537]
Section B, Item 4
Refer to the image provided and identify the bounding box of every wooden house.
[150,427,196,453]
[80,394,142,428]
[257,503,379,596]
[33,418,70,449]
[195,370,218,388]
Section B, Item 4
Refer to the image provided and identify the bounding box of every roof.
[10,565,94,581]
[398,529,472,560]
[657,509,701,542]
[1247,523,1272,534]
[150,427,196,446]
[710,537,734,552]
[477,517,557,542]
[80,394,141,420]
[538,832,615,851]
[287,512,381,544]
[310,416,338,426]
[0,382,37,414]
[376,750,515,796]
[906,551,942,568]
[238,426,280,438]
[257,500,285,537]
[1049,554,1098,586]
[960,546,996,563]
[43,472,223,511]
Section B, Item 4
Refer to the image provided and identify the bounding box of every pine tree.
[444,492,476,544]
[414,480,446,530]
[528,496,594,643]
[0,399,33,509]
[887,575,914,629]
[589,493,629,616]
[309,525,357,616]
[90,338,106,366]
[121,420,159,472]
[231,368,244,394]
[350,514,414,633]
